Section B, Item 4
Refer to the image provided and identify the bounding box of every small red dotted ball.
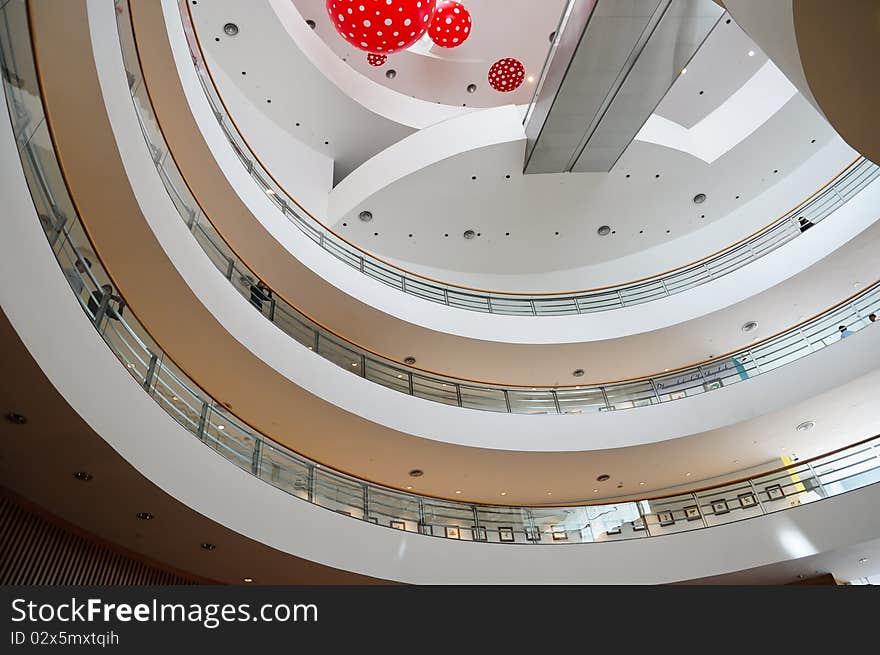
[488,58,525,93]
[367,52,387,66]
[325,0,436,54]
[428,1,471,49]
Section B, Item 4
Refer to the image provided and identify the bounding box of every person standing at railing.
[62,257,91,296]
[87,283,125,322]
[838,325,854,339]
[798,217,815,232]
[869,314,877,323]
[249,280,272,314]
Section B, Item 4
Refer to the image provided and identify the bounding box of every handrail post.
[307,464,316,503]
[268,297,276,322]
[224,257,234,280]
[93,292,112,331]
[551,389,562,414]
[362,485,370,521]
[747,349,763,374]
[143,353,158,393]
[196,401,209,441]
[251,438,262,476]
[748,478,769,515]
[691,492,709,528]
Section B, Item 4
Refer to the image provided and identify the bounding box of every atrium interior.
[1,0,880,585]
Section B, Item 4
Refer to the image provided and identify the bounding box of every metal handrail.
[6,0,880,546]
[110,1,880,416]
[173,0,879,316]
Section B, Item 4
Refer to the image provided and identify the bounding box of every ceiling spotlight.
[693,193,707,204]
[408,469,424,478]
[796,420,815,432]
[217,424,225,430]
[4,412,27,425]
[223,22,239,37]
[853,281,862,288]
[73,471,93,482]
[306,19,316,30]
[405,485,413,490]
[454,490,461,494]
[685,472,692,477]
[243,577,254,583]
[748,50,755,57]
[572,369,585,377]
[200,543,217,551]
[597,225,611,236]
[500,492,507,496]
[466,83,477,94]
[859,557,868,564]
[358,210,373,222]
[596,474,610,482]
[463,229,476,239]
[593,489,599,493]
[741,321,758,333]
[680,67,687,75]
[385,69,396,79]
[527,76,535,83]
[136,512,154,521]
[404,356,416,365]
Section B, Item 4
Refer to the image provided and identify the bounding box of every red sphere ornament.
[428,1,471,48]
[325,0,436,54]
[367,52,387,66]
[488,58,525,93]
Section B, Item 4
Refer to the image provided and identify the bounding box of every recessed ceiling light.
[742,321,758,332]
[748,50,755,56]
[408,469,424,478]
[200,543,217,551]
[500,491,508,496]
[4,412,27,425]
[463,229,476,239]
[664,368,669,372]
[404,356,416,365]
[593,489,599,493]
[73,471,93,482]
[693,193,707,204]
[546,491,552,496]
[572,369,585,377]
[405,485,413,490]
[358,210,372,222]
[385,69,396,79]
[466,83,477,94]
[596,474,610,482]
[796,421,815,432]
[639,481,646,486]
[223,22,239,36]
[454,490,461,494]
[685,472,692,477]
[680,67,687,75]
[351,362,358,367]
[396,374,403,379]
[266,189,275,196]
[243,577,254,583]
[136,512,154,521]
[171,396,178,401]
[859,557,868,564]
[854,282,862,288]
[527,75,535,83]
[597,225,611,236]
[217,424,225,430]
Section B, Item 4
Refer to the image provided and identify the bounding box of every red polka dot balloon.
[367,52,387,66]
[325,0,436,54]
[429,1,471,48]
[488,58,526,93]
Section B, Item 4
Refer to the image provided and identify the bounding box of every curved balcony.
[85,2,879,417]
[5,0,880,554]
[169,0,878,318]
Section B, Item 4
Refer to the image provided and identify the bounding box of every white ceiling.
[194,2,843,284]
[293,0,568,108]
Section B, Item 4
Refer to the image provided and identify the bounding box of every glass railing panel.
[272,306,316,350]
[313,467,365,519]
[458,385,508,412]
[587,502,643,541]
[692,481,765,528]
[575,292,622,313]
[604,380,657,410]
[0,0,42,145]
[317,335,362,371]
[150,356,207,434]
[472,506,530,544]
[619,280,669,305]
[749,465,821,514]
[652,367,710,402]
[411,376,460,406]
[366,488,421,531]
[813,445,880,491]
[258,442,311,501]
[555,387,607,414]
[641,493,707,536]
[506,389,559,415]
[533,297,580,316]
[421,499,480,540]
[364,359,411,394]
[529,506,593,543]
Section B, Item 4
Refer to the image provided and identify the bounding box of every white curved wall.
[158,0,878,347]
[5,96,880,582]
[87,0,880,455]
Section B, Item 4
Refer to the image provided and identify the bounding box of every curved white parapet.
[85,0,880,455]
[5,101,880,582]
[266,0,471,130]
[155,0,880,349]
[328,104,526,222]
